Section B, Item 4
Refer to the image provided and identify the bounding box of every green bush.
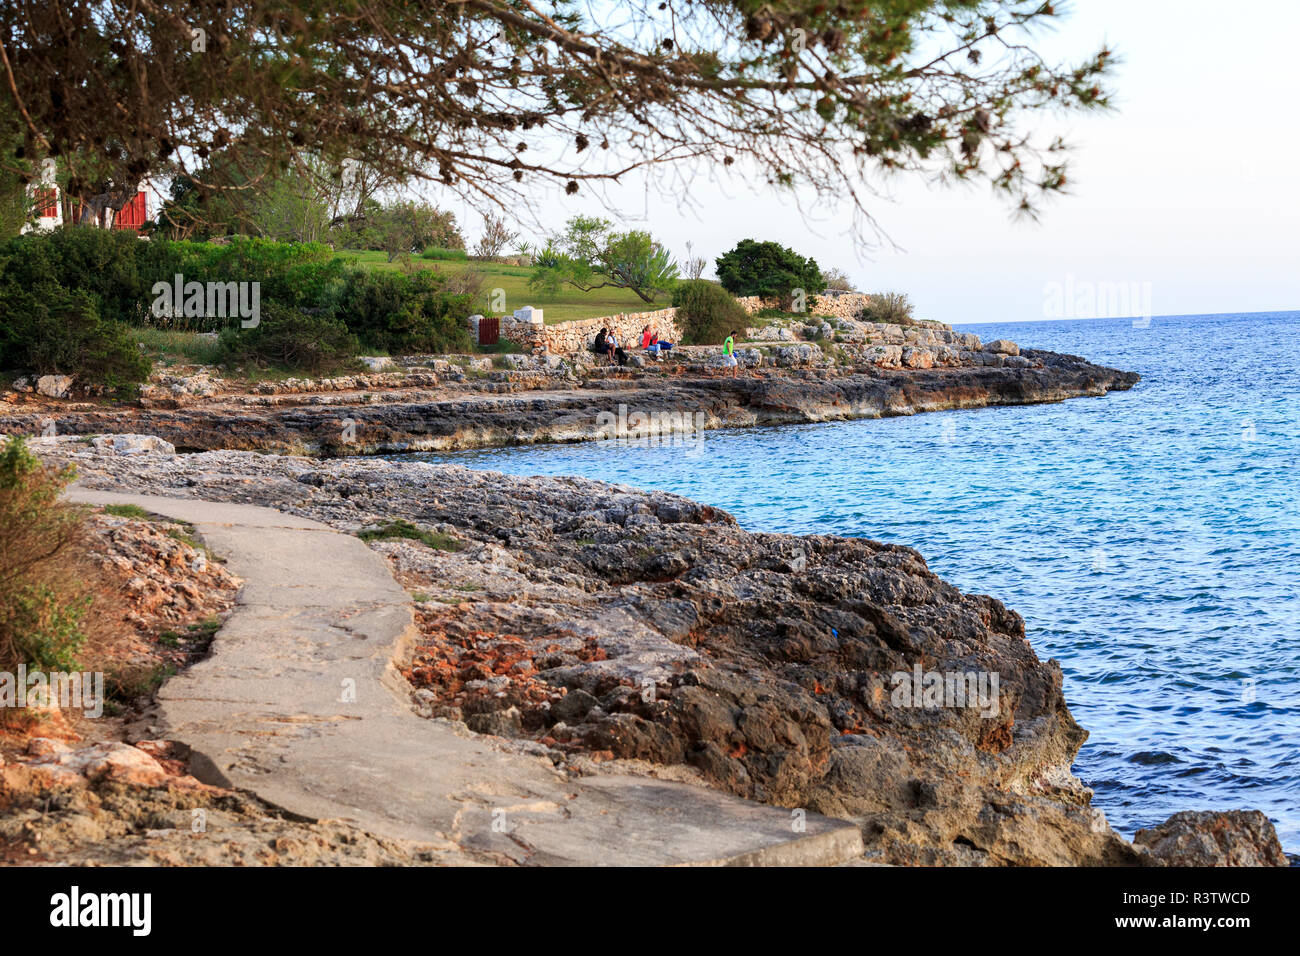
[216,302,360,376]
[0,227,181,326]
[671,280,749,345]
[858,291,915,325]
[0,230,345,335]
[0,280,151,393]
[333,267,473,354]
[715,239,823,308]
[167,237,343,320]
[0,437,90,673]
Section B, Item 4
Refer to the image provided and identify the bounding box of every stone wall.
[493,306,682,355]
[734,292,874,320]
[485,292,943,356]
[736,292,947,328]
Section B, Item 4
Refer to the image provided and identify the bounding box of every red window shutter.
[35,188,57,218]
[114,191,147,231]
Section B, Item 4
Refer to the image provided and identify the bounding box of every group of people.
[591,324,676,365]
[590,324,742,378]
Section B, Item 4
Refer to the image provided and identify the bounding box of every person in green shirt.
[721,330,739,378]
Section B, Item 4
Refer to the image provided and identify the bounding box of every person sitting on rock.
[642,324,674,360]
[592,328,614,362]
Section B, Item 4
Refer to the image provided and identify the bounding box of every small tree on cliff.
[528,216,679,303]
[715,239,823,310]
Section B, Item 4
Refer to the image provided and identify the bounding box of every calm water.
[409,312,1300,850]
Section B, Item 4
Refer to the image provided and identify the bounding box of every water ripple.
[406,311,1300,851]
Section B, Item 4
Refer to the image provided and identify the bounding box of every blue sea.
[413,311,1300,851]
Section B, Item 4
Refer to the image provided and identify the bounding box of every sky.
[431,0,1300,326]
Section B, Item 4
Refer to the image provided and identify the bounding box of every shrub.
[0,279,151,393]
[858,291,915,325]
[333,267,473,354]
[216,302,360,376]
[0,227,180,326]
[715,239,823,308]
[0,437,91,673]
[168,237,344,321]
[0,230,345,334]
[824,267,855,292]
[671,280,749,345]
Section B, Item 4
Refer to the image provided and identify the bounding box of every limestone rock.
[36,374,73,399]
[91,434,177,456]
[1135,810,1288,866]
[902,346,935,370]
[986,339,1020,356]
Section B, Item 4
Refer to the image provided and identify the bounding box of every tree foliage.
[529,216,678,303]
[715,239,823,306]
[0,1,1114,241]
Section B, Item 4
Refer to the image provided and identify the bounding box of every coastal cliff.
[1,347,1139,456]
[34,440,1285,867]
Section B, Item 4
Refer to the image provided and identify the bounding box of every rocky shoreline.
[2,346,1139,456]
[27,439,1288,867]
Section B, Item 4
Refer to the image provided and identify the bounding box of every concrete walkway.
[72,487,863,866]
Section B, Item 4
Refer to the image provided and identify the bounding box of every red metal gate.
[478,315,499,346]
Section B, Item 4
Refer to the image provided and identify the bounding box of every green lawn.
[334,250,661,324]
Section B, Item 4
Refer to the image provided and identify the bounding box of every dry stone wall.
[485,293,946,356]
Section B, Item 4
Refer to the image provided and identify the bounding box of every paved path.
[72,487,863,866]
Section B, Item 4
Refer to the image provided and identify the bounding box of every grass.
[334,250,661,324]
[129,326,223,366]
[188,616,223,639]
[420,246,469,261]
[163,520,225,564]
[357,518,464,552]
[102,503,152,520]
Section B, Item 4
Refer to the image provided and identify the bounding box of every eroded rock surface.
[2,348,1138,455]
[34,442,1283,866]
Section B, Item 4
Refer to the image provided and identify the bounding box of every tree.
[335,200,464,260]
[0,2,1113,241]
[529,216,678,303]
[716,239,823,308]
[474,214,520,259]
[681,241,707,281]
